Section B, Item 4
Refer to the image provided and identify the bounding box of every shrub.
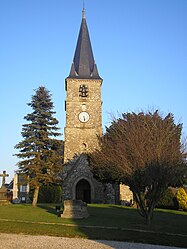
[156,188,178,210]
[29,184,62,203]
[176,187,187,211]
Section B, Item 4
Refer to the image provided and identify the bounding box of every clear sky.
[0,0,187,184]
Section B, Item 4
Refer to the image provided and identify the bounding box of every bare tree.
[90,111,187,225]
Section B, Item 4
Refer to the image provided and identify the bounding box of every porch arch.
[72,177,94,203]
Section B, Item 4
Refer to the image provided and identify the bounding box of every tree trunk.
[32,185,40,208]
[146,213,151,226]
[146,203,155,226]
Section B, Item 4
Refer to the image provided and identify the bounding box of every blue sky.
[0,0,187,183]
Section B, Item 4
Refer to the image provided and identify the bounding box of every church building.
[62,9,132,204]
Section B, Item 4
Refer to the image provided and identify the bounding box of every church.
[62,9,133,204]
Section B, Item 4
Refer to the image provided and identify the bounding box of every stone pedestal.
[61,200,89,219]
[0,186,9,205]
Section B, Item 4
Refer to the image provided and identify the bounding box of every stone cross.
[0,171,9,187]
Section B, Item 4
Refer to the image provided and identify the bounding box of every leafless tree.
[90,111,187,225]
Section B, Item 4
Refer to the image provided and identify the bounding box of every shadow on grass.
[66,204,187,248]
[33,203,187,248]
[37,204,61,216]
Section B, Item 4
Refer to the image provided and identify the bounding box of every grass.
[0,203,187,248]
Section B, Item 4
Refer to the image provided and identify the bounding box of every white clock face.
[79,112,90,123]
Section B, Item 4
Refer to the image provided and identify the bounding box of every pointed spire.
[82,9,85,19]
[82,0,86,19]
[68,8,101,80]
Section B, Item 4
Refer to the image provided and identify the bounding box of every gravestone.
[61,200,89,219]
[0,171,9,204]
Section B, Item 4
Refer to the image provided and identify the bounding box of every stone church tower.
[62,9,119,204]
[64,9,102,162]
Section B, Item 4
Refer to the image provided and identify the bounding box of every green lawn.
[0,204,187,248]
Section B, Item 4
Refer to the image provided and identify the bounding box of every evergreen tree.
[15,86,63,207]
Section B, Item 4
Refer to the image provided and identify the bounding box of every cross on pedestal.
[0,171,9,187]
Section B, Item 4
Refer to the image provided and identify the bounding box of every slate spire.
[68,8,101,79]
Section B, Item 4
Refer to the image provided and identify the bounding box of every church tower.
[62,9,119,204]
[64,9,103,163]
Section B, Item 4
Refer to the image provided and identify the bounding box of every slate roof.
[68,9,101,80]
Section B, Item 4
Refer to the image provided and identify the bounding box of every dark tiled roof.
[68,11,101,80]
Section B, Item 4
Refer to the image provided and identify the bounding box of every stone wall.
[64,78,102,163]
[120,184,133,205]
[62,154,118,204]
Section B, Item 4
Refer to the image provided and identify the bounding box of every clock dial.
[79,112,90,123]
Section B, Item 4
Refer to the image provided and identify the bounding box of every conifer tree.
[15,86,63,207]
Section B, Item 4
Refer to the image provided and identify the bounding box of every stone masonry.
[62,9,121,205]
[62,154,118,204]
[64,78,102,162]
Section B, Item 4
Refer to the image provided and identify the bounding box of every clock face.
[79,112,90,123]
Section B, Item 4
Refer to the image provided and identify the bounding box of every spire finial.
[82,0,86,19]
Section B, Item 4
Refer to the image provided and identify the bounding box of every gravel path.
[0,233,185,249]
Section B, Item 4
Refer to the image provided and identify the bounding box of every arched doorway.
[76,179,91,203]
